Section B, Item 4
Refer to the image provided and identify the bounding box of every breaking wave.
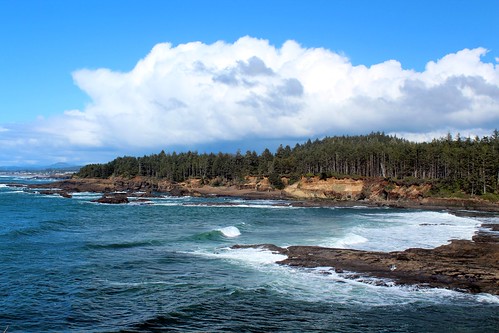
[218,226,241,238]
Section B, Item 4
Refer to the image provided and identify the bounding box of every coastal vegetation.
[76,131,499,199]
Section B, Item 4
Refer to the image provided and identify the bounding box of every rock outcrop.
[29,177,177,195]
[233,224,499,294]
[25,176,499,211]
[284,176,364,200]
[92,193,129,204]
[283,176,431,202]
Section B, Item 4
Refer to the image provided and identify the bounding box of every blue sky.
[1,0,498,166]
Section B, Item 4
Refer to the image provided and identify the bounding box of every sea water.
[0,176,497,332]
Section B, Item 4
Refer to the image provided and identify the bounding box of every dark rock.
[169,187,190,197]
[92,194,129,204]
[128,191,159,198]
[59,191,72,198]
[233,224,499,295]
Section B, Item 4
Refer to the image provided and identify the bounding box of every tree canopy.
[76,131,499,196]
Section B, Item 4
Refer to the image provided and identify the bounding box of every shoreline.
[233,222,499,295]
[10,177,499,294]
[22,177,499,213]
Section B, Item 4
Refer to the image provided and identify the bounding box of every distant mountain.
[45,162,78,170]
[0,163,81,173]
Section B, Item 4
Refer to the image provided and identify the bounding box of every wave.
[178,202,295,209]
[192,226,242,241]
[105,280,172,288]
[7,226,46,237]
[156,195,193,200]
[198,247,499,306]
[475,293,499,304]
[5,219,70,238]
[134,199,296,209]
[323,233,368,249]
[0,190,25,195]
[342,210,482,251]
[71,192,102,197]
[85,240,164,250]
[218,226,241,238]
[151,202,184,207]
[196,246,287,266]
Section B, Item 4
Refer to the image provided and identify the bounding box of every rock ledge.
[233,224,499,294]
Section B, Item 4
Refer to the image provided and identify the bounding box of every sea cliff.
[28,175,499,211]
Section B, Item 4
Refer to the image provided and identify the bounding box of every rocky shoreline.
[22,176,499,211]
[233,223,499,294]
[18,177,499,294]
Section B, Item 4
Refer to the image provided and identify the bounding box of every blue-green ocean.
[0,176,498,332]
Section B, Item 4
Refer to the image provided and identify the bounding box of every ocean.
[0,176,498,332]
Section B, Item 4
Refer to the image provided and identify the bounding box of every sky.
[1,0,498,166]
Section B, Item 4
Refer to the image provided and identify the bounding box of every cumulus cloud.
[2,36,499,164]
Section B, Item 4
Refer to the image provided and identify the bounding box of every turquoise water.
[0,176,498,332]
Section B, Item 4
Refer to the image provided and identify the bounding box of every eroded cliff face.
[283,176,431,202]
[29,175,499,210]
[38,175,431,201]
[284,176,364,199]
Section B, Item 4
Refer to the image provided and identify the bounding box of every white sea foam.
[475,293,499,304]
[200,247,287,266]
[193,241,498,307]
[156,195,192,200]
[179,202,295,209]
[323,233,368,248]
[218,226,241,238]
[71,192,101,197]
[0,190,24,195]
[150,202,182,207]
[209,248,483,306]
[265,263,499,306]
[228,204,294,209]
[335,210,481,252]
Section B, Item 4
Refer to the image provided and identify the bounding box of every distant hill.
[0,163,81,173]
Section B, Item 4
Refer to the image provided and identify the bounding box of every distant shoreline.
[21,176,499,213]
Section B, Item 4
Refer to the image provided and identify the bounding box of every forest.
[76,131,499,197]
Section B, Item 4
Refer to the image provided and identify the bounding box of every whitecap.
[218,226,241,238]
[343,210,481,251]
[71,192,102,197]
[323,233,368,248]
[203,247,287,265]
[181,202,295,209]
[475,293,499,304]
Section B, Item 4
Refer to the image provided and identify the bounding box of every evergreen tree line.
[76,131,499,195]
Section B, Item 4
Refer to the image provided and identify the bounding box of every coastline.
[24,176,499,212]
[19,177,499,294]
[233,228,499,295]
[233,222,499,295]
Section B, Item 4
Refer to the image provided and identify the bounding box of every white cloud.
[2,36,499,164]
